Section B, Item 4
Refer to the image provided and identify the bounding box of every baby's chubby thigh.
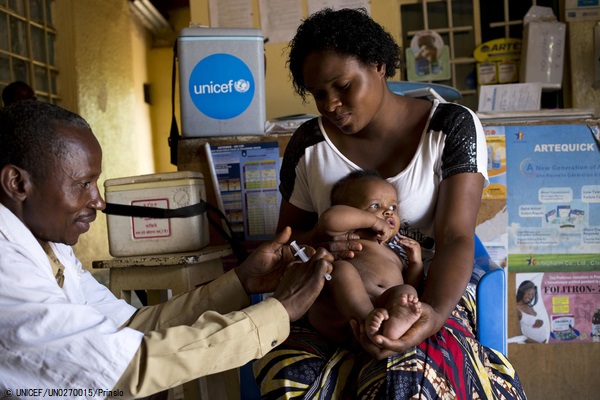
[319,259,378,320]
[329,259,366,289]
[307,260,364,344]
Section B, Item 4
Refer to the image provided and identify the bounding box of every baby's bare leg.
[310,260,374,345]
[366,285,422,342]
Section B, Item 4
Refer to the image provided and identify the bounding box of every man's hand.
[234,227,297,295]
[273,247,334,321]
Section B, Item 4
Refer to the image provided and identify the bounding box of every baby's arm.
[395,235,424,289]
[318,205,391,239]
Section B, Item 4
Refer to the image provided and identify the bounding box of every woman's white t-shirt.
[279,100,489,271]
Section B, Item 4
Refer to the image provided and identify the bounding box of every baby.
[308,170,424,349]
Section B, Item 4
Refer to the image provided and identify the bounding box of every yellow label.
[477,62,497,85]
[552,297,570,314]
[482,183,506,199]
[498,60,519,83]
[474,38,522,63]
[553,305,570,314]
[552,296,570,305]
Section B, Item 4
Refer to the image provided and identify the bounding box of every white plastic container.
[178,27,266,136]
[104,171,209,257]
[519,6,566,90]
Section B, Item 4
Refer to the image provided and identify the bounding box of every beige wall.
[568,20,600,115]
[147,8,191,174]
[54,0,154,274]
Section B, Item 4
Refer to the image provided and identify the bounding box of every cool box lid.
[104,171,204,192]
[179,27,264,39]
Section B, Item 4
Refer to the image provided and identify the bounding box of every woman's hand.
[350,303,441,359]
[315,233,363,260]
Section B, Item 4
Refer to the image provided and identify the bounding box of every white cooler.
[104,171,209,257]
[178,27,266,136]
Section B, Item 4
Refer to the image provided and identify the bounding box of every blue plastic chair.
[240,236,507,399]
[474,235,507,356]
[387,81,462,101]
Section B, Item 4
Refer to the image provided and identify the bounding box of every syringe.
[290,241,332,281]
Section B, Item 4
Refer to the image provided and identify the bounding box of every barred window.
[0,0,59,104]
[399,0,557,110]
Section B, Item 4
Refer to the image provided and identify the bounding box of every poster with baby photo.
[511,272,600,345]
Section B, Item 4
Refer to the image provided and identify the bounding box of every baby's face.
[353,179,401,240]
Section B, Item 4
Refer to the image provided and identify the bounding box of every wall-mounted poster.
[210,142,281,241]
[511,272,600,344]
[406,30,451,82]
[505,122,600,273]
[483,125,507,199]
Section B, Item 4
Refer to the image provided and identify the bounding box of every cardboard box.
[178,27,266,137]
[519,8,566,90]
[105,171,209,257]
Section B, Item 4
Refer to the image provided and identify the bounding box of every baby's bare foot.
[381,293,422,340]
[366,308,389,341]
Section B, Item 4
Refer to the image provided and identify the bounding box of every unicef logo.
[234,79,250,93]
[188,53,255,120]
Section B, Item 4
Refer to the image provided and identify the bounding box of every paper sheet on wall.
[307,0,371,15]
[258,0,303,43]
[478,83,542,112]
[209,0,253,28]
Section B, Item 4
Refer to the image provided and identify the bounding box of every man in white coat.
[0,101,333,398]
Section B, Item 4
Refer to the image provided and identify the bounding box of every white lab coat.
[0,203,143,398]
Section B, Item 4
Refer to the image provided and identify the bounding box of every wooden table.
[92,245,232,303]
